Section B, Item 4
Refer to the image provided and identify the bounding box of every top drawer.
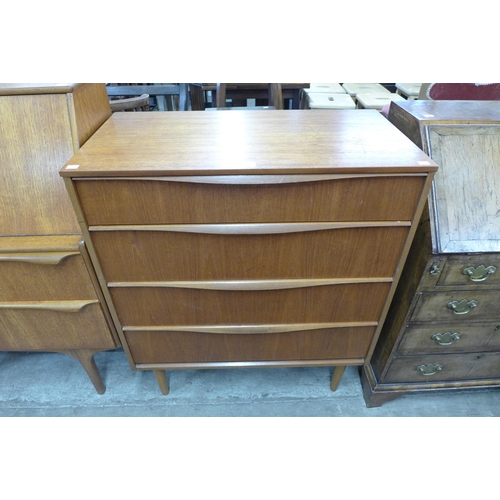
[433,254,500,288]
[74,175,426,225]
[0,236,98,301]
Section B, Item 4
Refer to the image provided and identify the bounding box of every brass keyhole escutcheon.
[417,363,443,376]
[431,332,461,346]
[448,299,478,315]
[463,265,497,282]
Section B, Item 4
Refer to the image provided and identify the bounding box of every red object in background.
[427,83,500,100]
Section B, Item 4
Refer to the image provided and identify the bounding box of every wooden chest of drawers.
[363,100,500,406]
[60,110,436,394]
[0,84,119,393]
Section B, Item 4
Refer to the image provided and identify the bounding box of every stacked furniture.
[363,100,500,407]
[60,109,436,395]
[0,84,120,394]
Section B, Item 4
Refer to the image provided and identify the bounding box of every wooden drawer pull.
[417,363,443,376]
[0,300,98,313]
[447,299,478,315]
[462,265,497,282]
[0,251,79,265]
[431,332,461,346]
[90,221,410,235]
[109,173,425,185]
[123,322,378,334]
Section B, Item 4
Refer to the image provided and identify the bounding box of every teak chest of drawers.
[363,100,500,407]
[0,84,119,393]
[60,109,437,394]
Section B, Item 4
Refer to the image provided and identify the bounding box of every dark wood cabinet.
[363,100,500,407]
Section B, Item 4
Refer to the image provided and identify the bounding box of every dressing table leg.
[330,365,347,391]
[60,348,106,394]
[154,370,169,395]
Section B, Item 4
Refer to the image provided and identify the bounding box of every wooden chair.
[109,94,150,112]
[214,83,283,109]
[107,84,189,111]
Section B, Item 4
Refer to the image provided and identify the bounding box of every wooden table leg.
[60,349,106,395]
[330,365,347,392]
[154,370,169,395]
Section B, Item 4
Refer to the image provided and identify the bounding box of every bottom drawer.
[384,352,500,383]
[124,326,375,364]
[0,303,117,351]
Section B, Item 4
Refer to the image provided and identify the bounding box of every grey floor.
[1,348,500,416]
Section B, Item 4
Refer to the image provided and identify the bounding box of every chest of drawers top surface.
[60,110,437,177]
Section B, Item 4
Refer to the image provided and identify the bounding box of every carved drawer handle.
[462,265,497,282]
[417,363,443,376]
[447,299,478,315]
[0,300,98,313]
[431,332,461,346]
[0,251,79,265]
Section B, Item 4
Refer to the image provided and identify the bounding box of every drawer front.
[125,326,375,364]
[397,323,500,355]
[110,282,391,327]
[0,303,117,351]
[384,352,500,383]
[436,254,500,287]
[75,176,425,225]
[91,226,409,282]
[0,252,98,301]
[410,290,500,323]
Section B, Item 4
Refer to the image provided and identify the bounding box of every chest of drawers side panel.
[368,204,434,379]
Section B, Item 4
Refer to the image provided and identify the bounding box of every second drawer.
[91,226,409,282]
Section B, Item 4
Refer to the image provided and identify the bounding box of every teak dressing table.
[0,83,120,393]
[60,109,437,395]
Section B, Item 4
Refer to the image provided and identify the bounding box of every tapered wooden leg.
[60,349,106,395]
[154,370,169,395]
[330,365,347,391]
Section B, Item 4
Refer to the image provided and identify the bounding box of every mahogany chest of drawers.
[60,109,436,394]
[0,84,119,393]
[363,100,500,406]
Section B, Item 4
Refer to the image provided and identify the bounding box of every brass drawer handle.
[447,299,478,315]
[429,263,441,275]
[462,265,497,282]
[417,363,443,376]
[431,332,461,346]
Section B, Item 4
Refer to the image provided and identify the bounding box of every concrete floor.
[1,348,500,416]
